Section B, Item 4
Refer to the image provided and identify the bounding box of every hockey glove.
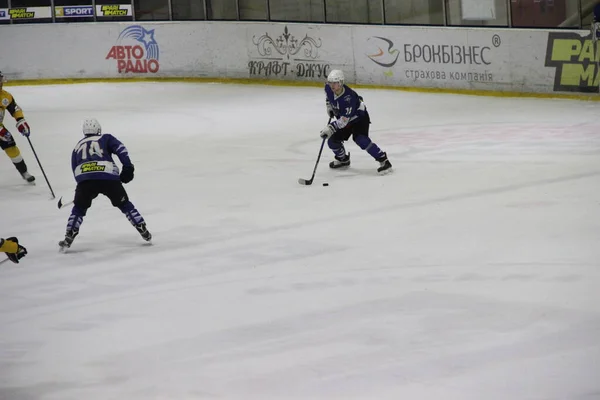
[16,118,30,137]
[326,101,335,118]
[320,124,335,139]
[4,237,27,264]
[120,165,135,184]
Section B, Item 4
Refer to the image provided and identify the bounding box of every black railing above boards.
[0,0,596,29]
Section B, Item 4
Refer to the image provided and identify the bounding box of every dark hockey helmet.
[0,71,5,85]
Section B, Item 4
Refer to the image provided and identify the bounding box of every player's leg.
[351,115,392,174]
[103,181,152,242]
[328,127,352,169]
[0,127,35,182]
[59,181,97,249]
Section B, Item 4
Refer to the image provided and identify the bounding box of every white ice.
[1,82,599,400]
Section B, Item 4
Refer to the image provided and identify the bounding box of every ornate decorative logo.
[252,26,321,60]
[249,26,329,79]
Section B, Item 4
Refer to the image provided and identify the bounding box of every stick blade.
[298,178,313,185]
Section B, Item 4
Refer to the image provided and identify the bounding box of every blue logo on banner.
[0,10,6,17]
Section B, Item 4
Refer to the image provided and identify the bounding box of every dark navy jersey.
[324,84,368,131]
[71,134,132,183]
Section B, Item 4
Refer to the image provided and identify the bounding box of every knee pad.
[118,200,134,213]
[0,128,16,150]
[327,137,343,150]
[4,146,21,160]
[111,194,129,208]
[71,205,88,217]
[353,135,372,150]
[74,195,93,211]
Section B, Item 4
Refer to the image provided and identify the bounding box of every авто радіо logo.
[106,25,160,74]
[545,31,599,93]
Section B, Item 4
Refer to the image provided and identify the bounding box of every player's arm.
[71,149,78,177]
[5,93,24,120]
[331,89,363,130]
[106,134,135,183]
[5,93,30,136]
[106,134,133,167]
[324,86,336,118]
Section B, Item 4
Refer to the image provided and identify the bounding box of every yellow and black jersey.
[0,238,18,254]
[0,90,24,129]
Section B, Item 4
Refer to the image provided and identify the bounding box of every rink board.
[0,21,597,95]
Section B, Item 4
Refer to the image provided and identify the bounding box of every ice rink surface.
[1,82,599,400]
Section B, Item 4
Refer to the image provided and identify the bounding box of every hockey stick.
[57,196,73,210]
[26,137,55,199]
[298,117,331,186]
[0,257,11,266]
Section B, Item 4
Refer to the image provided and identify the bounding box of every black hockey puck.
[322,183,329,186]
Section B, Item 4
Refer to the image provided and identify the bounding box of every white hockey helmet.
[327,69,345,85]
[82,118,102,136]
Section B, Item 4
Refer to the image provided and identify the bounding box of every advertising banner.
[545,30,599,93]
[353,26,512,91]
[96,4,132,17]
[106,24,160,74]
[245,24,353,82]
[55,5,94,18]
[0,7,51,20]
[0,20,595,95]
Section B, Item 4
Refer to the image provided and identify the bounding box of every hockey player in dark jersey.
[58,118,151,251]
[0,71,35,183]
[320,69,392,174]
[1,237,27,263]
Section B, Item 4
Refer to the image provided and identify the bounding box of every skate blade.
[378,168,393,176]
[58,242,70,253]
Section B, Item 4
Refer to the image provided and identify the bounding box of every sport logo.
[56,6,93,17]
[545,31,599,93]
[106,25,159,74]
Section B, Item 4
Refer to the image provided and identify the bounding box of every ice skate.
[376,153,392,175]
[58,230,78,252]
[135,223,152,242]
[329,153,350,169]
[20,171,35,183]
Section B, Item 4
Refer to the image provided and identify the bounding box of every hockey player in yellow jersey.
[0,237,27,263]
[0,71,34,183]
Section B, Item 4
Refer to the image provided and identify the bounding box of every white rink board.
[354,26,551,92]
[0,21,596,94]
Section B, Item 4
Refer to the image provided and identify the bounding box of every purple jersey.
[324,84,368,131]
[71,134,132,183]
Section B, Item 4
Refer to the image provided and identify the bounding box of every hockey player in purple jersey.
[58,118,151,251]
[320,69,392,174]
